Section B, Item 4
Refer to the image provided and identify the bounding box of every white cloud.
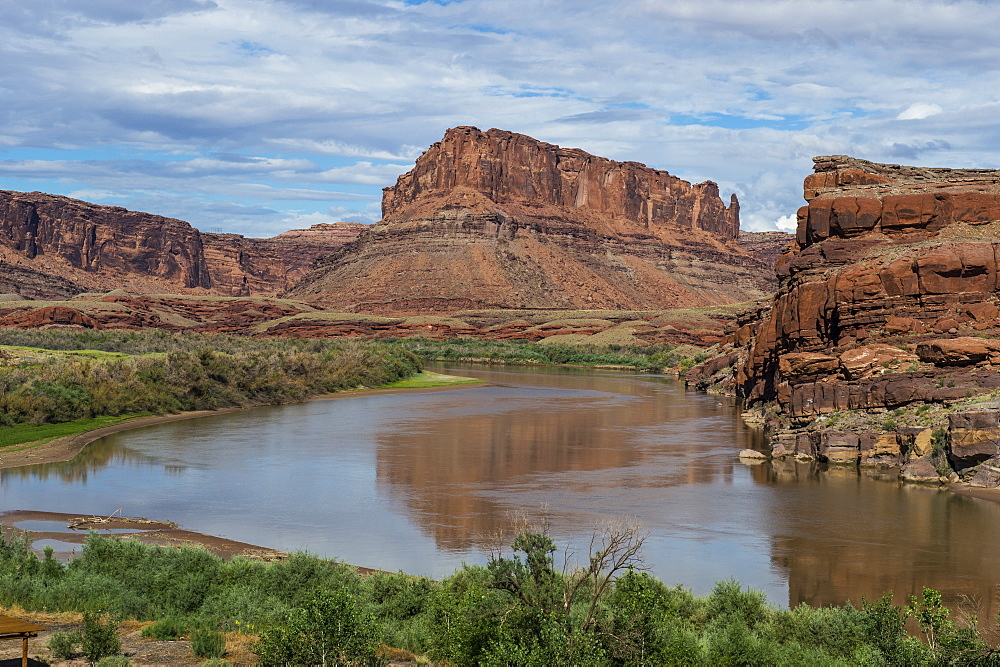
[774,214,798,232]
[896,102,944,120]
[0,0,998,234]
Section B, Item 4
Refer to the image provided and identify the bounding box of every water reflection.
[0,435,164,484]
[758,458,1000,620]
[375,368,756,551]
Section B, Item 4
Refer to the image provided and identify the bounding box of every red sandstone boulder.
[778,352,839,382]
[0,305,101,329]
[916,337,1000,366]
[884,316,927,334]
[967,302,1000,321]
[969,457,1000,487]
[900,455,943,484]
[860,433,905,466]
[948,408,1000,468]
[817,431,860,464]
[838,344,918,380]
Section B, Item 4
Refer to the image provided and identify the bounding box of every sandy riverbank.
[946,482,1000,504]
[0,509,289,563]
[0,380,484,471]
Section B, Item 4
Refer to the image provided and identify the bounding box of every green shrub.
[191,624,226,659]
[81,611,122,662]
[46,629,81,660]
[141,616,187,640]
[94,657,131,667]
[0,330,421,431]
[255,589,382,666]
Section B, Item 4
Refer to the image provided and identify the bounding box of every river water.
[2,364,999,613]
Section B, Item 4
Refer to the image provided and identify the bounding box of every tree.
[474,518,648,664]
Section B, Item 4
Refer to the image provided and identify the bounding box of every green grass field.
[0,413,150,452]
[379,370,483,389]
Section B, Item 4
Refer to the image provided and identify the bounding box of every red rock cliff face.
[0,191,349,297]
[736,156,1000,404]
[717,156,1000,476]
[289,127,770,313]
[383,126,740,243]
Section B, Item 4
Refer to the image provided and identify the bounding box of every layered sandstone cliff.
[0,191,352,296]
[695,156,1000,481]
[288,126,775,313]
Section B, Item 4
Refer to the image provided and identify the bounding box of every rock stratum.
[288,126,778,313]
[0,191,360,298]
[691,155,1000,483]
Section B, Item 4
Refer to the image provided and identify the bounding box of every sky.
[1,0,998,238]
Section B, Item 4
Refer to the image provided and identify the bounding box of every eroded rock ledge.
[688,155,1000,485]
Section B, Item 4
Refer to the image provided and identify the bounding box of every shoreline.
[0,380,485,471]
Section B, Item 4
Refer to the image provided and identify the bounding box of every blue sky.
[1,0,998,237]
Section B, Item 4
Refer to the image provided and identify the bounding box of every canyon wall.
[0,191,357,297]
[699,156,1000,481]
[288,127,775,313]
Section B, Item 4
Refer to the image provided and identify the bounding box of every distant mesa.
[0,190,358,299]
[272,222,369,244]
[288,126,782,313]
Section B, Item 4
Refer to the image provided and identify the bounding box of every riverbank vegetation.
[1,529,994,665]
[394,337,706,373]
[0,329,420,443]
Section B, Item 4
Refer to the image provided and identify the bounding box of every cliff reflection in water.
[755,459,1000,621]
[374,366,757,551]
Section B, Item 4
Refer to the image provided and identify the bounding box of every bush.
[0,330,421,430]
[141,616,187,640]
[255,590,382,666]
[81,611,122,662]
[191,624,226,659]
[46,629,81,660]
[94,657,131,667]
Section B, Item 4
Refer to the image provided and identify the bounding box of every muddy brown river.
[2,364,999,614]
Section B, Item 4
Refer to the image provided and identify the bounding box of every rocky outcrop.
[0,191,350,297]
[691,155,1000,480]
[272,222,368,244]
[738,230,794,269]
[287,127,776,313]
[733,156,1000,407]
[0,261,86,300]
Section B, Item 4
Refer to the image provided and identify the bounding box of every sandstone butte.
[0,189,364,298]
[689,155,1000,484]
[286,126,780,314]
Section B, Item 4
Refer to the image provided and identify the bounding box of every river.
[2,364,999,614]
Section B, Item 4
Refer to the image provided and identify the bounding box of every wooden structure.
[0,615,45,667]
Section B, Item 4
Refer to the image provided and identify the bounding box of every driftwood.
[67,508,177,530]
